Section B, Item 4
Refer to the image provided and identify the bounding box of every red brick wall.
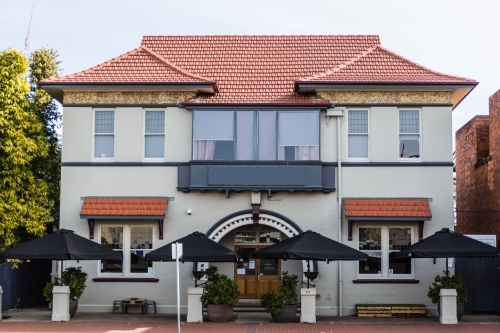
[456,89,500,245]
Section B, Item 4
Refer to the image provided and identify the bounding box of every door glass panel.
[260,258,278,275]
[100,227,123,273]
[259,231,281,244]
[236,247,256,276]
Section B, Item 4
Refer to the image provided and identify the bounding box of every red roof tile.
[344,198,432,219]
[80,197,168,217]
[41,35,476,105]
[42,46,214,84]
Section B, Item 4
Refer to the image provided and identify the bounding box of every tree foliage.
[0,48,58,248]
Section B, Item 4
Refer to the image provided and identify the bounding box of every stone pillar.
[52,286,70,322]
[187,287,203,322]
[439,289,457,324]
[300,288,316,323]
[0,286,3,320]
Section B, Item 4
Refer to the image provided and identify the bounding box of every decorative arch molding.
[206,209,303,242]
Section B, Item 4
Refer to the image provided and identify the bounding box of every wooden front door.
[234,246,280,299]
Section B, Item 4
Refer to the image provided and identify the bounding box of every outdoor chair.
[146,300,157,314]
[112,300,123,314]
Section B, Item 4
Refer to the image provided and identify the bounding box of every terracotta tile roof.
[299,46,476,84]
[41,35,476,105]
[41,46,214,84]
[80,197,168,217]
[343,198,432,219]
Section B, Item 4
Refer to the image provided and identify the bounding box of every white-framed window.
[399,109,421,159]
[98,224,154,277]
[93,110,114,159]
[144,110,165,160]
[357,224,414,279]
[192,110,319,161]
[234,230,282,244]
[347,109,369,160]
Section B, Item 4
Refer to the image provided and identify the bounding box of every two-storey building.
[40,35,476,315]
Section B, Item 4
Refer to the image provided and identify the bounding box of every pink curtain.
[278,146,285,160]
[194,140,216,160]
[295,146,319,160]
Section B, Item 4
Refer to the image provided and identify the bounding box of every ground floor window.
[357,225,414,278]
[99,224,154,276]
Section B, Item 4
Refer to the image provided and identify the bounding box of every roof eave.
[181,101,332,108]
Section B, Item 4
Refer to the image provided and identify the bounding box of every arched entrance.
[206,210,302,299]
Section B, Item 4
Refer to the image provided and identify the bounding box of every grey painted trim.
[80,215,165,220]
[334,104,454,108]
[340,162,453,167]
[352,279,419,284]
[61,162,179,167]
[63,104,179,108]
[185,106,325,110]
[347,217,431,221]
[295,82,478,91]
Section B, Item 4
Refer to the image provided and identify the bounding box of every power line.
[24,0,36,54]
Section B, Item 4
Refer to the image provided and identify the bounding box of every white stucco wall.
[59,104,454,315]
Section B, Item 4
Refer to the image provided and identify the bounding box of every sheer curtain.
[194,140,216,160]
[295,146,319,160]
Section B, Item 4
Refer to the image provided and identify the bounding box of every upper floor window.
[399,110,420,159]
[99,225,154,276]
[358,225,413,278]
[94,110,114,159]
[193,110,319,161]
[144,110,165,159]
[347,110,369,159]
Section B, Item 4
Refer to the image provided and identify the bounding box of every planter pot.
[271,304,297,323]
[69,299,78,318]
[437,301,464,321]
[207,304,233,323]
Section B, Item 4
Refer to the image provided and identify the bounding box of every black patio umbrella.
[392,228,500,273]
[0,229,123,261]
[252,230,368,287]
[145,231,242,286]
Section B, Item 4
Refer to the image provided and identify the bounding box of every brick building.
[456,89,500,245]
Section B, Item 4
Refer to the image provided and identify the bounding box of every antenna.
[24,0,36,54]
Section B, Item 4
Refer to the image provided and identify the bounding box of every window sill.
[353,279,419,284]
[93,278,159,283]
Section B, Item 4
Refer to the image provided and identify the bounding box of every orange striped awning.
[80,197,168,219]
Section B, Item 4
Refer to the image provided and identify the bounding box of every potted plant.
[260,271,299,323]
[427,270,467,320]
[43,267,88,318]
[200,266,240,322]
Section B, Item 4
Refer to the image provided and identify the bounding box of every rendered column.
[187,287,204,322]
[0,286,3,320]
[439,289,457,324]
[300,288,316,323]
[52,286,70,322]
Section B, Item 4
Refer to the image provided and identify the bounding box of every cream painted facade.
[60,101,454,315]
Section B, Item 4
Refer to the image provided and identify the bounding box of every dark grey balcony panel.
[177,163,335,193]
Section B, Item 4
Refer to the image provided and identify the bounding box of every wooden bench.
[356,304,426,317]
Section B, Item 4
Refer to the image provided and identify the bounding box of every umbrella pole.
[445,257,449,275]
[307,261,310,289]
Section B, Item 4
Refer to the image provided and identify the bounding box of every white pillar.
[300,288,316,323]
[52,286,70,322]
[187,287,204,322]
[0,286,3,320]
[439,289,457,324]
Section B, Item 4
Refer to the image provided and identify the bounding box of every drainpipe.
[326,106,344,316]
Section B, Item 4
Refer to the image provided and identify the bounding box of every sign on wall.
[465,234,497,247]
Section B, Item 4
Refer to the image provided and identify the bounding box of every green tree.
[27,48,61,208]
[0,49,52,248]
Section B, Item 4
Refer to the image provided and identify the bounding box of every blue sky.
[1,0,499,138]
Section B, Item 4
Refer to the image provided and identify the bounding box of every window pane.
[95,111,114,134]
[260,258,279,275]
[348,111,368,134]
[258,111,277,160]
[399,110,419,133]
[348,135,368,158]
[236,247,256,276]
[399,134,419,158]
[193,111,234,140]
[389,228,412,250]
[94,135,114,158]
[235,232,257,243]
[359,252,382,274]
[358,228,382,250]
[259,231,281,244]
[145,111,165,134]
[100,227,123,273]
[279,112,319,146]
[130,227,153,274]
[145,135,165,158]
[236,111,254,160]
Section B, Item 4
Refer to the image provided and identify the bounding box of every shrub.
[42,267,88,301]
[260,271,299,314]
[427,270,467,304]
[200,266,240,308]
